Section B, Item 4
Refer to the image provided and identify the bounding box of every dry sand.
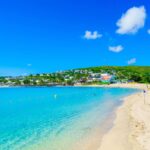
[98,83,150,150]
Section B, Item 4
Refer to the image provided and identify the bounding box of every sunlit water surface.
[0,87,138,150]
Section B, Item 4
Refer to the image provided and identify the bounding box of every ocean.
[0,87,138,150]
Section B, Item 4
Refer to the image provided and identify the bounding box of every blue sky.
[0,0,150,76]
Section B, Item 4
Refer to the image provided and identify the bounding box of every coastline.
[1,83,150,150]
[0,83,148,89]
[98,83,150,150]
[74,83,148,89]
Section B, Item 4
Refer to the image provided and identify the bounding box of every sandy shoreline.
[1,83,150,149]
[98,83,150,150]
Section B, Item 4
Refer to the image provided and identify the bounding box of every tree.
[23,79,30,85]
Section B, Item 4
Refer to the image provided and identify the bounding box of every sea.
[0,87,138,150]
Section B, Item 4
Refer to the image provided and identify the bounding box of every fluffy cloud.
[148,29,150,34]
[83,31,102,40]
[116,6,146,34]
[109,45,123,53]
[127,58,136,65]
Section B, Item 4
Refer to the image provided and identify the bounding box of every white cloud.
[116,6,146,34]
[109,45,123,53]
[127,58,136,65]
[147,29,150,34]
[83,31,102,40]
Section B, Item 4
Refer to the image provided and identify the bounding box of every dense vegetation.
[83,66,150,83]
[0,66,150,86]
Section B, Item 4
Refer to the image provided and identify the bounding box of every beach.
[0,84,150,150]
[98,83,150,150]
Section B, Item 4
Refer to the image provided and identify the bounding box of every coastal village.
[1,66,149,86]
[0,70,115,86]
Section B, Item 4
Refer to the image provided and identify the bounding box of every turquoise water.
[0,87,138,150]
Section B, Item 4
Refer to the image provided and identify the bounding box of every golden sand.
[98,84,150,150]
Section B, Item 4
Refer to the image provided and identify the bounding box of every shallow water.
[0,87,138,150]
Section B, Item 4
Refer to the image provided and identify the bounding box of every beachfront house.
[100,73,115,83]
[88,73,101,81]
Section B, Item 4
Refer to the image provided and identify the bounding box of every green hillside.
[0,66,150,86]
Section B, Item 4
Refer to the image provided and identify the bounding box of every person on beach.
[143,89,146,104]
